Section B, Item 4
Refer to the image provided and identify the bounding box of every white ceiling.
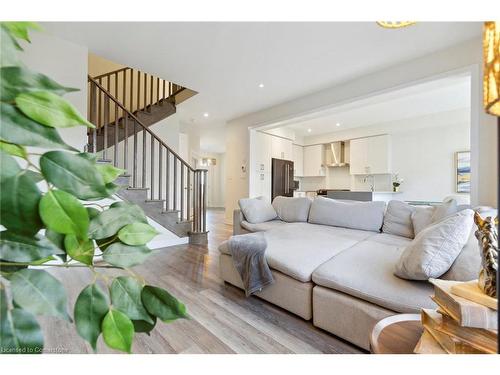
[42,22,481,152]
[281,74,471,137]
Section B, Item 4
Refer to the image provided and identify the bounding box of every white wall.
[20,31,88,151]
[225,37,497,223]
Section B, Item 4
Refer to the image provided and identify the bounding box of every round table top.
[370,314,423,354]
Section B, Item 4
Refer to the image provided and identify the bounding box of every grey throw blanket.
[228,232,274,296]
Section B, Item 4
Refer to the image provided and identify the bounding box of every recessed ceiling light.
[307,128,312,133]
[258,83,265,88]
[203,113,209,118]
[336,123,341,127]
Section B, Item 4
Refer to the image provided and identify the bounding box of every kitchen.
[249,130,401,203]
[247,74,471,205]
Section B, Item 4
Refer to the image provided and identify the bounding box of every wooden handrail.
[88,75,194,172]
[92,67,131,80]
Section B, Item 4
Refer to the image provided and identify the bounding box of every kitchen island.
[325,190,402,202]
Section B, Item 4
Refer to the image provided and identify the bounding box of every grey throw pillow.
[238,196,277,224]
[308,197,386,232]
[272,196,312,222]
[431,198,458,222]
[394,209,474,280]
[411,206,435,236]
[441,206,498,281]
[382,200,416,238]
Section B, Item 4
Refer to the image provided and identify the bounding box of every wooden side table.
[370,314,423,354]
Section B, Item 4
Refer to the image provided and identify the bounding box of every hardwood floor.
[41,208,363,354]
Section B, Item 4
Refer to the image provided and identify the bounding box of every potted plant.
[392,174,403,192]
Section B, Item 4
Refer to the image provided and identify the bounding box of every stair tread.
[127,187,149,191]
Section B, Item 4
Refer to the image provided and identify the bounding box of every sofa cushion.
[382,200,416,238]
[219,223,373,282]
[411,206,435,236]
[240,219,287,233]
[238,196,277,224]
[312,240,435,313]
[395,209,474,281]
[441,227,481,282]
[431,198,458,222]
[272,196,312,222]
[308,197,386,232]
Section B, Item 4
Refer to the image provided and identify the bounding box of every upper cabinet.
[271,136,293,161]
[349,135,391,175]
[303,144,326,177]
[292,144,304,177]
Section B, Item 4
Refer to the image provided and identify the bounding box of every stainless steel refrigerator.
[271,158,295,201]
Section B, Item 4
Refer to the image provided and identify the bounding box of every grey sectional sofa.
[218,197,490,351]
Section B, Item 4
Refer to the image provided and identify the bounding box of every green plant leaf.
[132,316,156,335]
[0,103,77,151]
[103,243,152,268]
[0,140,27,159]
[74,284,109,351]
[0,26,22,67]
[86,206,101,220]
[95,163,124,184]
[10,269,70,320]
[95,236,118,252]
[117,223,158,246]
[0,166,42,236]
[64,234,94,265]
[0,149,21,179]
[88,202,147,240]
[101,309,134,353]
[0,66,77,102]
[141,286,188,323]
[25,170,44,183]
[110,277,153,324]
[39,190,89,239]
[0,289,44,354]
[2,22,41,43]
[0,231,61,262]
[40,151,110,200]
[15,91,94,128]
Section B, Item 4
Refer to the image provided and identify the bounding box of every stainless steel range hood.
[325,141,349,167]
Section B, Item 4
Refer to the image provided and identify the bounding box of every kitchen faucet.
[363,174,375,192]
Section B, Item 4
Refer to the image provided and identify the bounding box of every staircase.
[87,70,208,245]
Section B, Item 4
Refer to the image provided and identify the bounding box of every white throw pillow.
[308,197,386,232]
[272,196,312,222]
[394,209,474,280]
[382,200,416,238]
[238,196,277,224]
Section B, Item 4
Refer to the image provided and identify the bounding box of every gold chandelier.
[483,21,500,116]
[376,21,416,29]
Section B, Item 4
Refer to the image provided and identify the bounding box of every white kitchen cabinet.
[292,144,304,177]
[271,136,293,161]
[303,144,325,177]
[349,135,391,175]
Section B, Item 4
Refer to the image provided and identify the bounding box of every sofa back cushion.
[308,197,386,232]
[382,200,416,238]
[272,196,312,222]
[394,209,474,280]
[411,206,436,236]
[238,196,277,224]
